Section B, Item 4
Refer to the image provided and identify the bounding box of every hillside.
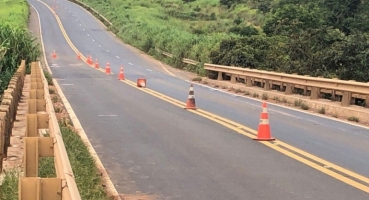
[79,0,369,82]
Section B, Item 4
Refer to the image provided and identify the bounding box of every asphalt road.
[29,0,369,199]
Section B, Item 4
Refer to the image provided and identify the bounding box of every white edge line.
[186,80,369,130]
[30,4,52,75]
[31,2,121,199]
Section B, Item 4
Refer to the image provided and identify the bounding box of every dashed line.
[98,45,101,47]
[83,28,85,31]
[68,11,71,13]
[106,50,109,52]
[87,34,90,36]
[92,39,95,42]
[128,63,133,65]
[79,24,81,26]
[116,56,120,59]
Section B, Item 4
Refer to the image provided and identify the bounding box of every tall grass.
[0,0,29,28]
[78,0,261,73]
[0,23,41,95]
[0,169,19,200]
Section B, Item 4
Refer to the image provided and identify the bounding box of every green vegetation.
[59,121,110,200]
[0,0,29,27]
[78,0,369,82]
[0,169,19,200]
[0,0,41,96]
[39,157,57,178]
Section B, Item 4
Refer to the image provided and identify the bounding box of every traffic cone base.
[184,98,197,110]
[137,78,146,87]
[52,50,57,59]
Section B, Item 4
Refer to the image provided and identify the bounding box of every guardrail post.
[246,77,252,87]
[217,72,223,80]
[341,91,351,107]
[310,87,320,99]
[285,83,294,95]
[26,114,49,137]
[28,99,47,114]
[24,137,54,177]
[366,95,369,108]
[19,177,62,200]
[264,80,271,90]
[230,75,236,83]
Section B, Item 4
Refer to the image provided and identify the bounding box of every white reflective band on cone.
[188,95,195,99]
[260,119,269,124]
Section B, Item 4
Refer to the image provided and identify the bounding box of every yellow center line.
[37,0,369,194]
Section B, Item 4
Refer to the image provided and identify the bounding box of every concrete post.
[310,87,320,99]
[285,83,294,95]
[341,91,351,107]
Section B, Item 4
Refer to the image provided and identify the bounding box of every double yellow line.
[37,0,369,194]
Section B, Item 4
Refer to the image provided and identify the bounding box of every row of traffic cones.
[184,85,274,141]
[54,50,273,140]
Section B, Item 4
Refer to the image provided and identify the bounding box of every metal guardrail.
[67,0,369,108]
[204,63,369,107]
[19,62,81,200]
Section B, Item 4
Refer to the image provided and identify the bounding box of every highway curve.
[28,0,369,199]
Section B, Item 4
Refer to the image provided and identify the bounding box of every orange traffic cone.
[137,78,146,87]
[105,62,111,74]
[184,84,197,110]
[52,50,57,59]
[77,52,81,60]
[117,66,125,80]
[94,59,99,69]
[253,102,275,141]
[86,55,91,65]
[89,55,93,65]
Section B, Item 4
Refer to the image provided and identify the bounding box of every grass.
[76,0,263,74]
[0,169,19,200]
[39,157,57,178]
[0,0,29,28]
[59,124,110,200]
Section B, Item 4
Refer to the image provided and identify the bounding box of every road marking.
[146,69,152,72]
[106,50,109,52]
[98,45,101,47]
[98,115,118,117]
[92,39,95,42]
[158,61,175,77]
[68,11,70,13]
[79,24,81,26]
[116,56,120,59]
[87,34,89,36]
[83,28,85,31]
[37,0,369,193]
[128,63,133,65]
